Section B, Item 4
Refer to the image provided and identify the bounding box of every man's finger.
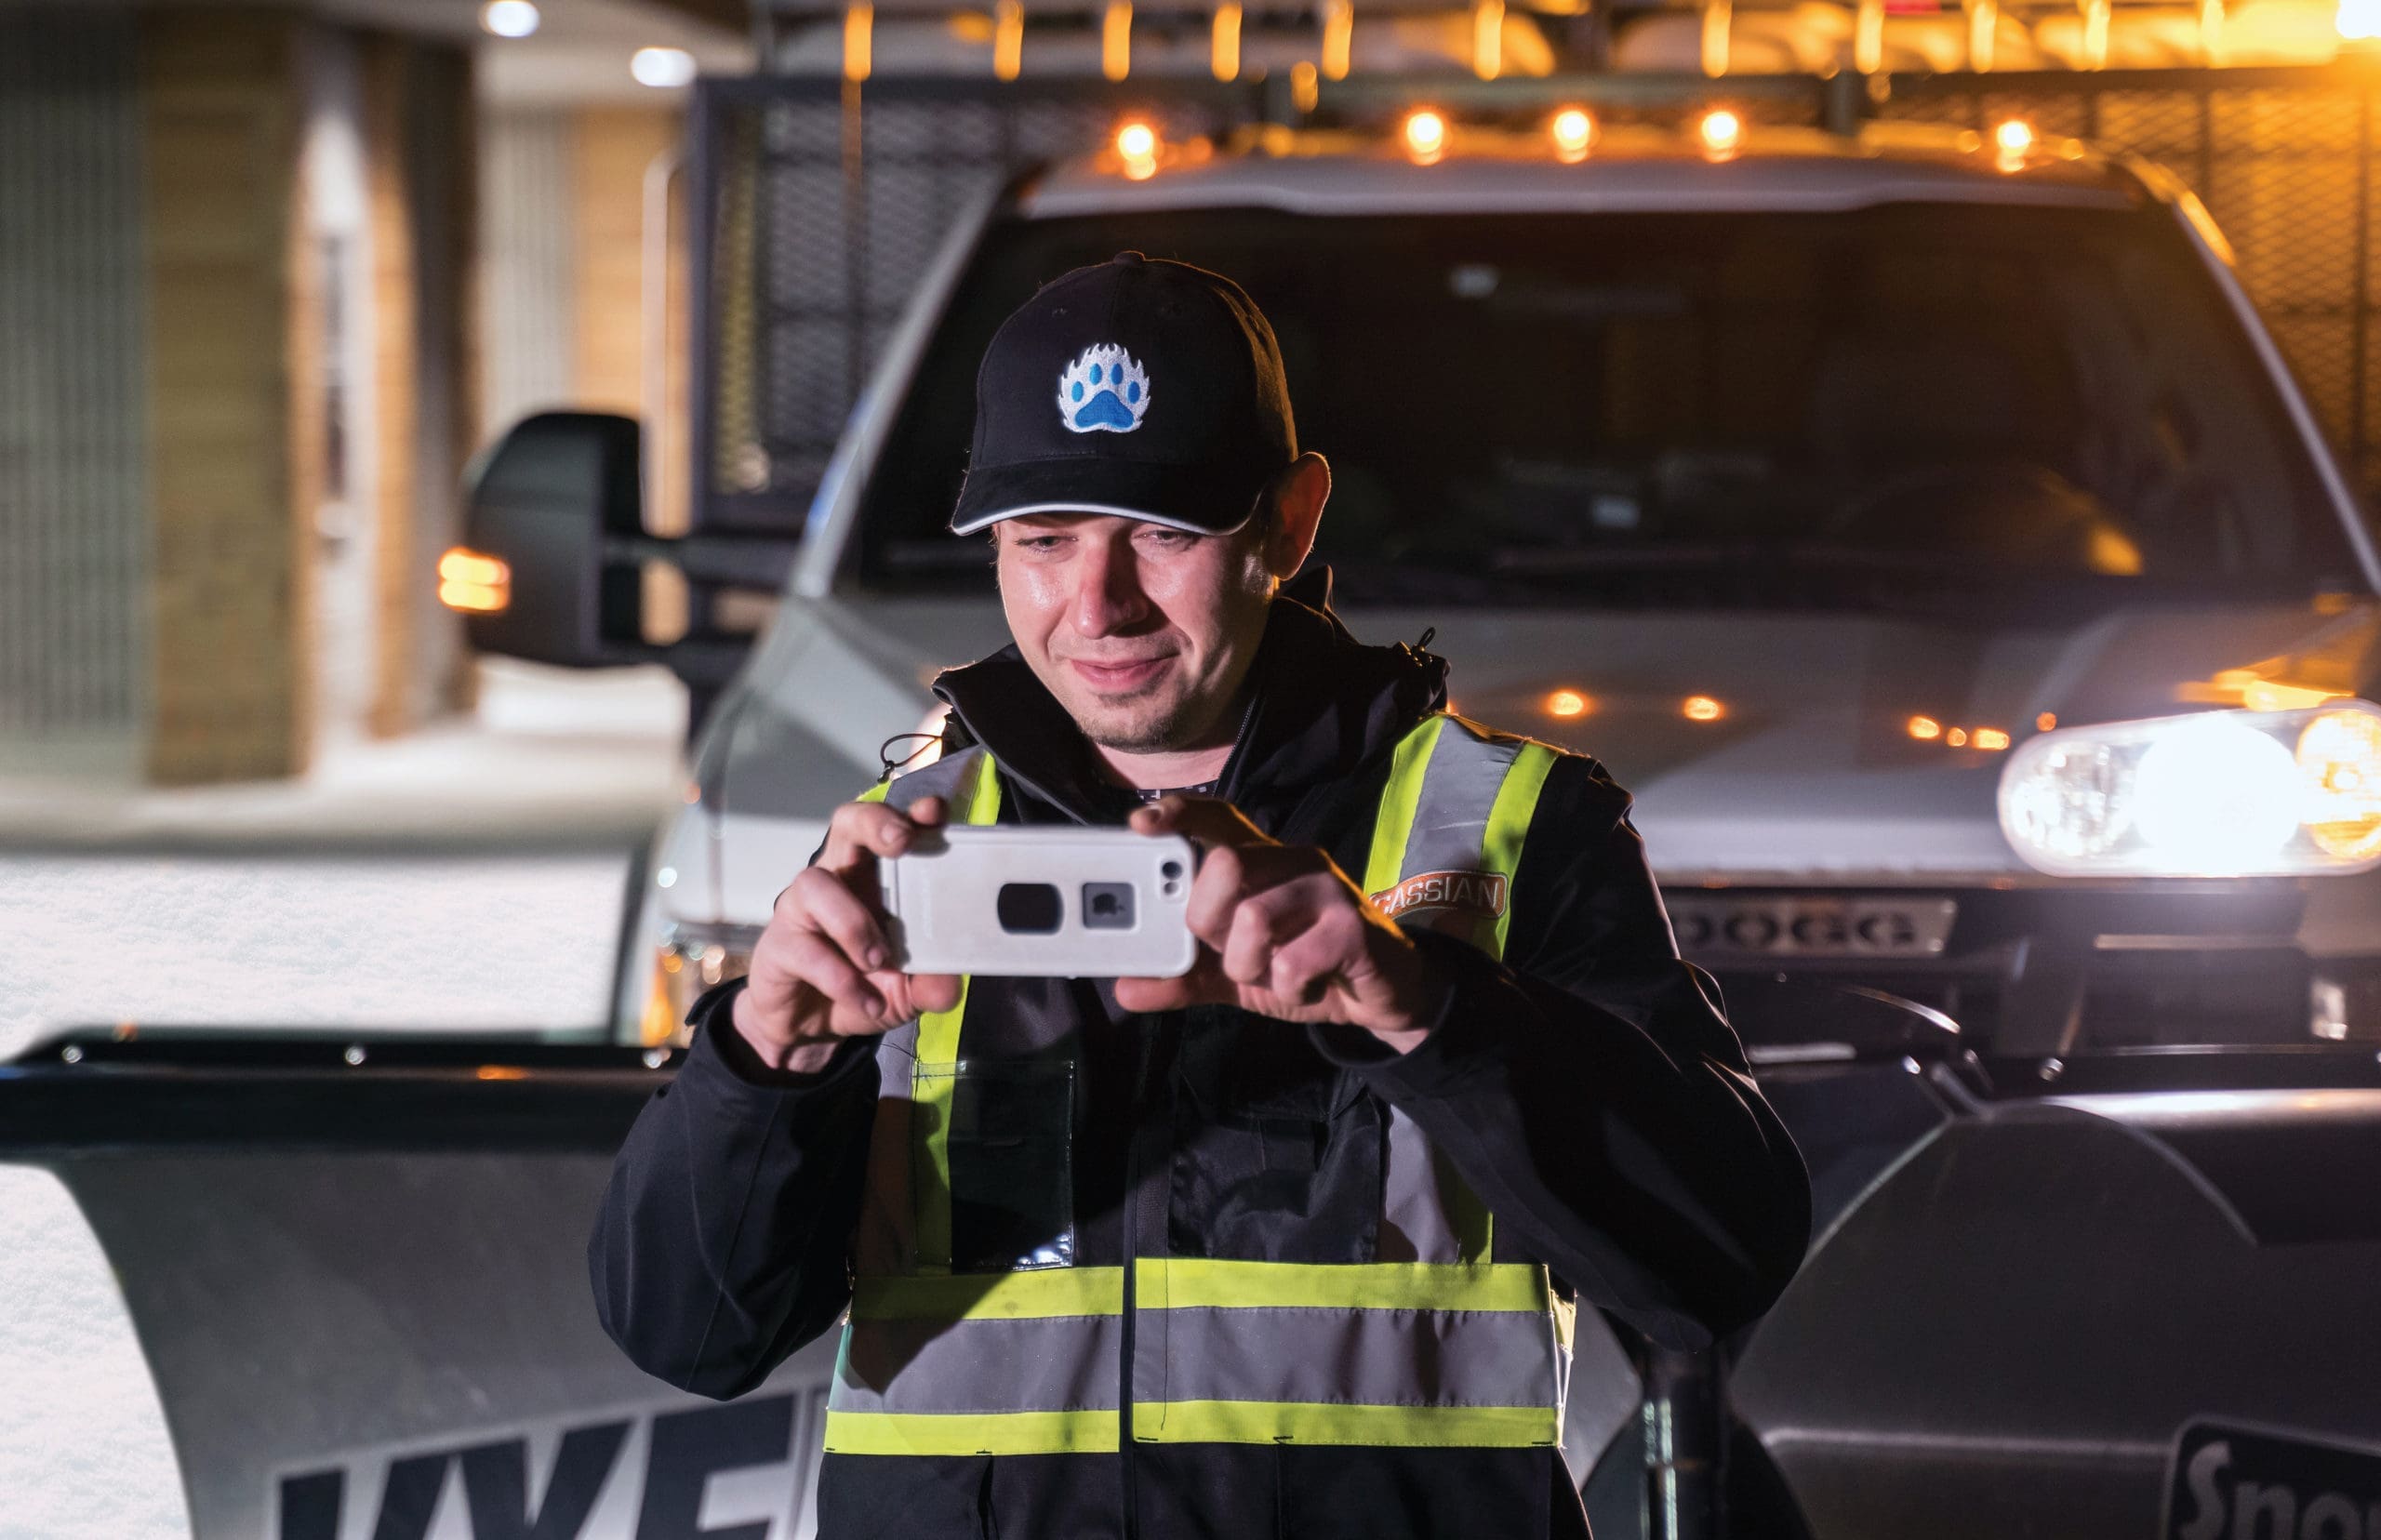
[820,798,935,870]
[882,970,964,1018]
[784,932,889,1020]
[1130,794,1272,851]
[1219,884,1309,987]
[1115,959,1234,1015]
[788,867,894,970]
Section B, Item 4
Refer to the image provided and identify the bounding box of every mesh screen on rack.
[697,81,1266,528]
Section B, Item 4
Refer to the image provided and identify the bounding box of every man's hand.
[731,795,963,1075]
[1114,795,1450,1053]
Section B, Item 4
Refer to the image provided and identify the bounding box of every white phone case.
[877,826,1199,978]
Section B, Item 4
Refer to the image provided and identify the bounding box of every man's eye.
[1018,536,1065,552]
[1139,530,1190,549]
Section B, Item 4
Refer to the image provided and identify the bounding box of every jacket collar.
[930,567,1449,827]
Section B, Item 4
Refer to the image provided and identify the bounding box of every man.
[590,251,1810,1539]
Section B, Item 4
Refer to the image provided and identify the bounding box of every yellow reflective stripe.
[1131,1401,1557,1448]
[1483,739,1557,962]
[857,778,891,803]
[851,1266,1124,1321]
[823,1409,1121,1456]
[1135,1257,1547,1313]
[1361,713,1448,901]
[960,747,1004,825]
[911,980,966,1274]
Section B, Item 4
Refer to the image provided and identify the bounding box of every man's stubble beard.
[1077,676,1223,754]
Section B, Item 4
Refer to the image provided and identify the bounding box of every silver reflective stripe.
[1132,1305,1560,1411]
[1378,1106,1465,1264]
[833,1313,1122,1415]
[1374,716,1533,1265]
[1396,718,1526,928]
[883,744,985,814]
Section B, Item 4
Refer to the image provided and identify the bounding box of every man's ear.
[1266,452,1330,580]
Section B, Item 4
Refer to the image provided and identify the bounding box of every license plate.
[1666,895,1955,958]
[2165,1423,2381,1540]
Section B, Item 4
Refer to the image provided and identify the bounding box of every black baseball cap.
[949,251,1298,537]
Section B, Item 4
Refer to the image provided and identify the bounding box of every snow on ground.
[0,661,685,1540]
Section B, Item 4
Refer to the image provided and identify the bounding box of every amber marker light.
[2037,711,2058,732]
[1550,107,1594,161]
[1698,109,1743,157]
[1946,727,1970,747]
[1974,727,2013,751]
[1994,118,2034,157]
[1403,109,1449,162]
[2244,678,2346,712]
[1683,695,1723,722]
[1909,715,1943,741]
[1545,689,1591,718]
[1116,120,1158,159]
[437,547,511,614]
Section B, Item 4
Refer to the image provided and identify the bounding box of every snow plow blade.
[0,1036,839,1540]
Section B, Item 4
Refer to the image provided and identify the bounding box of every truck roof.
[1021,121,2150,219]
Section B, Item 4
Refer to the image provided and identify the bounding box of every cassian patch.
[1368,870,1510,923]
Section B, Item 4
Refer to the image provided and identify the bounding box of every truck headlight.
[643,922,763,1044]
[2000,701,2381,876]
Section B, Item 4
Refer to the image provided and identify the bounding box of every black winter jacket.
[589,584,1811,1540]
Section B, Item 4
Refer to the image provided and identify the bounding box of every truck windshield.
[857,202,2363,608]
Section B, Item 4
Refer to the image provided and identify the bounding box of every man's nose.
[1073,537,1151,636]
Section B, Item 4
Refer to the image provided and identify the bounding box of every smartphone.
[877,826,1198,978]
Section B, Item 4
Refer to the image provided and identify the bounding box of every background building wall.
[141,10,312,785]
[0,10,150,777]
[480,109,578,442]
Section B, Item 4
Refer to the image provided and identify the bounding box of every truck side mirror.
[449,411,645,668]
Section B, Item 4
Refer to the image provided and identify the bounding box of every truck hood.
[681,591,2381,923]
[1419,595,2381,882]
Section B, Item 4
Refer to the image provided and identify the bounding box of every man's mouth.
[1068,655,1173,692]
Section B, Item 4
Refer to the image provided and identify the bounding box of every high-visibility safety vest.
[827,712,1566,1458]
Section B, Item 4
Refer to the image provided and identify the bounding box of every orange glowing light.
[437,547,511,614]
[1101,0,1131,80]
[1973,727,2012,751]
[1550,108,1594,160]
[1683,695,1723,723]
[1908,715,1943,741]
[2037,711,2058,731]
[1116,121,1157,160]
[1403,109,1448,161]
[1698,109,1743,155]
[1994,118,2034,156]
[1946,727,1970,747]
[1546,689,1590,718]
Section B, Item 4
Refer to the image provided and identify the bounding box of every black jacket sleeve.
[587,979,881,1399]
[1312,753,1812,1351]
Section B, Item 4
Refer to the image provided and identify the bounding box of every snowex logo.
[2165,1422,2381,1540]
[274,1387,829,1540]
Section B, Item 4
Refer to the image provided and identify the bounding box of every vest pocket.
[924,1055,1077,1272]
[1166,1019,1381,1264]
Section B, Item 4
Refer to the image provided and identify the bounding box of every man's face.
[994,512,1275,754]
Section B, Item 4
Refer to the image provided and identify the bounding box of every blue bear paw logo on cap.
[1056,344,1152,434]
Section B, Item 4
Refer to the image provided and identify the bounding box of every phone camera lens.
[1161,859,1184,881]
